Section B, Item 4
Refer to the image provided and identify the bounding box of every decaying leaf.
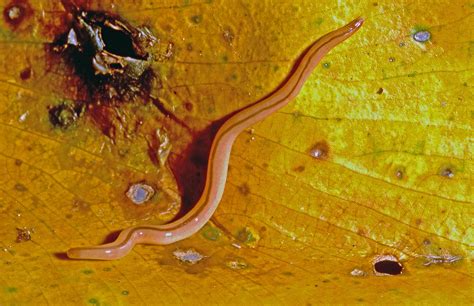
[0,0,472,304]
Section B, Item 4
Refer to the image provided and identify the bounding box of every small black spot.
[376,88,384,94]
[19,67,31,80]
[374,260,403,275]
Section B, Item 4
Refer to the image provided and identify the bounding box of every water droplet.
[309,141,330,160]
[126,183,155,205]
[413,30,431,43]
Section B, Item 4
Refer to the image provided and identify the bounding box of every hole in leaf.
[373,257,403,275]
[101,25,138,58]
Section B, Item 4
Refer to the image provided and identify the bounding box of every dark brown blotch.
[19,67,31,80]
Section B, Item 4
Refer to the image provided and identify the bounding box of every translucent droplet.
[126,183,155,205]
[413,30,431,43]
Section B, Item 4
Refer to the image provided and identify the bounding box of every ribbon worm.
[67,17,364,260]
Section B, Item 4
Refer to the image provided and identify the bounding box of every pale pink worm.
[67,17,364,260]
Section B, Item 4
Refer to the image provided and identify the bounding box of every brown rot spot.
[16,227,34,242]
[373,255,403,276]
[48,101,84,130]
[309,141,330,160]
[3,0,32,29]
[45,4,159,138]
[238,183,250,196]
[49,9,157,103]
[439,166,455,178]
[19,67,31,80]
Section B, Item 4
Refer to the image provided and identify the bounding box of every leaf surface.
[0,0,472,304]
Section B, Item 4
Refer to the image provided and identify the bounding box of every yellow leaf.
[0,0,472,304]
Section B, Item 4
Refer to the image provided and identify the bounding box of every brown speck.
[415,218,422,226]
[309,141,330,160]
[14,183,27,192]
[3,0,31,29]
[357,228,367,236]
[226,258,249,270]
[293,165,305,172]
[72,199,90,212]
[161,42,175,60]
[395,168,404,179]
[16,227,33,242]
[238,183,250,196]
[14,159,22,166]
[440,167,454,178]
[388,57,395,62]
[184,102,194,112]
[19,67,31,80]
[376,88,384,94]
[223,27,235,45]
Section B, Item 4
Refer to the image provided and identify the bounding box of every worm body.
[67,17,364,260]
